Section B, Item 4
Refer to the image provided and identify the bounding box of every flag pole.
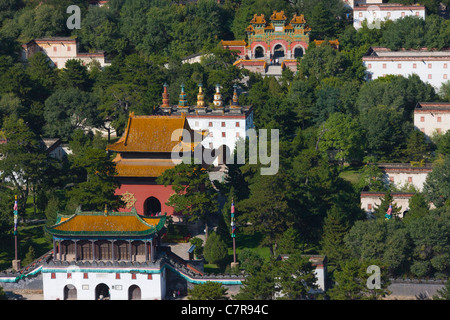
[230,198,238,268]
[13,195,20,270]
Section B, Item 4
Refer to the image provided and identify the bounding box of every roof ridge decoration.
[45,209,167,238]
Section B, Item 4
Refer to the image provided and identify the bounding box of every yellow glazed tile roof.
[107,113,193,153]
[46,210,166,237]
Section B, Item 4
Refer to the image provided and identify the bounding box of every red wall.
[115,183,177,216]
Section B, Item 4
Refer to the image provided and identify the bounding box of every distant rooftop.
[363,47,450,60]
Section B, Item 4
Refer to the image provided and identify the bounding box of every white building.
[159,84,254,166]
[414,102,450,138]
[360,191,415,218]
[363,47,450,90]
[361,191,435,219]
[342,0,382,9]
[377,162,433,192]
[21,37,110,69]
[353,3,425,30]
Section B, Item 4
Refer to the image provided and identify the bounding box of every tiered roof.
[107,113,193,154]
[45,208,166,238]
[107,113,199,178]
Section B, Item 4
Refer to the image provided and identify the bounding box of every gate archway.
[144,196,161,216]
[128,285,141,300]
[64,284,77,300]
[95,283,110,300]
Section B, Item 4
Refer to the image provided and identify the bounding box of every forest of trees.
[0,0,449,299]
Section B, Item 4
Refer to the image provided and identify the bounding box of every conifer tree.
[373,191,402,220]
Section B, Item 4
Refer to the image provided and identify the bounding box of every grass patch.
[339,165,362,185]
[0,223,52,270]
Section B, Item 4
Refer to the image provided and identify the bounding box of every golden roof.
[221,40,247,46]
[270,10,287,21]
[113,154,179,178]
[250,14,266,24]
[45,210,166,237]
[107,113,193,153]
[291,14,306,24]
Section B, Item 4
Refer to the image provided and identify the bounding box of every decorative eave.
[45,209,167,238]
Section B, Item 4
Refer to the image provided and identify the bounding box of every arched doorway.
[272,44,285,63]
[293,46,304,58]
[63,284,77,300]
[254,46,264,59]
[95,283,110,300]
[128,285,141,300]
[144,196,161,216]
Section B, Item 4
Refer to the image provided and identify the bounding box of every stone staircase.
[264,65,282,78]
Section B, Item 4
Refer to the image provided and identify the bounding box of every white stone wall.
[414,110,450,137]
[364,59,449,90]
[42,267,166,300]
[187,114,254,166]
[360,193,413,218]
[382,171,430,192]
[354,6,425,30]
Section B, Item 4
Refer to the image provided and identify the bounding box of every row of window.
[420,128,443,134]
[419,116,444,122]
[208,131,241,138]
[358,11,421,18]
[195,121,241,128]
[51,272,153,280]
[367,63,448,70]
[368,74,448,80]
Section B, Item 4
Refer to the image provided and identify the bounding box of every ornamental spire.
[197,83,205,108]
[178,83,188,107]
[213,84,223,108]
[161,83,170,108]
[231,84,240,108]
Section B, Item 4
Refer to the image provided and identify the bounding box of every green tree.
[203,232,228,266]
[234,260,278,300]
[66,148,122,211]
[58,59,92,91]
[373,191,402,220]
[359,105,411,161]
[237,249,264,274]
[157,163,218,237]
[404,130,431,162]
[318,112,365,166]
[188,282,229,300]
[403,193,429,223]
[22,245,36,267]
[433,278,450,300]
[238,172,293,257]
[423,155,450,208]
[43,88,100,140]
[320,205,351,268]
[0,115,47,221]
[327,259,390,300]
[275,253,318,300]
[308,2,336,40]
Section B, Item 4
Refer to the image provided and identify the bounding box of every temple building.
[106,113,202,217]
[414,102,450,138]
[43,207,167,300]
[21,37,110,69]
[221,11,339,75]
[157,83,254,166]
[353,3,425,30]
[363,47,450,90]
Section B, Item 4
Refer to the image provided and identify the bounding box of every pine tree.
[320,205,350,267]
[22,246,36,267]
[373,191,402,220]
